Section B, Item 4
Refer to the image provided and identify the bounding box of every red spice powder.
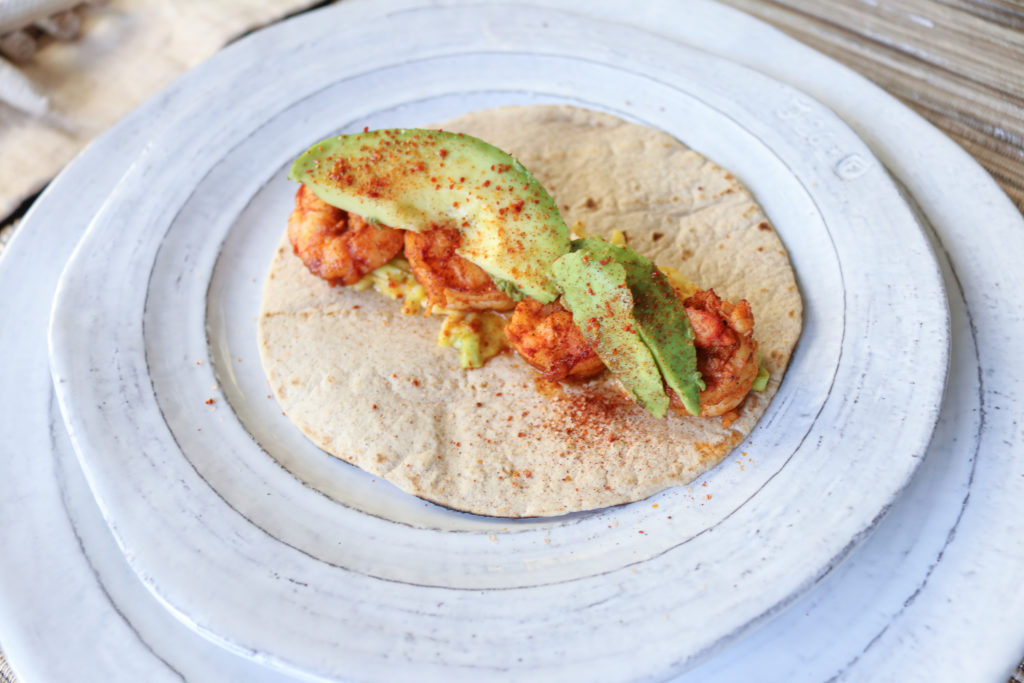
[537,384,636,450]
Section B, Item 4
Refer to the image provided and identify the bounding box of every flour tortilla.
[258,105,802,517]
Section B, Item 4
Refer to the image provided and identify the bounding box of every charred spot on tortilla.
[258,105,802,517]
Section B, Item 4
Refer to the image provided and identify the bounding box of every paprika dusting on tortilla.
[258,105,802,517]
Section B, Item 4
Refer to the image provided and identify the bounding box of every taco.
[257,105,802,517]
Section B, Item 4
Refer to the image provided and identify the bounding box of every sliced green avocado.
[551,245,670,418]
[288,128,570,303]
[573,237,704,416]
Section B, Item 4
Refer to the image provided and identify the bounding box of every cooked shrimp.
[505,298,605,380]
[404,224,516,312]
[680,288,759,418]
[287,184,405,286]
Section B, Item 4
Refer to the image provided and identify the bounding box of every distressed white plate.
[11,2,971,681]
[44,3,948,680]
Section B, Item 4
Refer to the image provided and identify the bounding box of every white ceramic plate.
[4,2,1023,682]
[43,3,950,680]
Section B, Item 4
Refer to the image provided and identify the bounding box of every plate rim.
[45,3,950,679]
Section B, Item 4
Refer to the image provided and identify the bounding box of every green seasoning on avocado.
[552,245,671,418]
[572,238,704,416]
[289,129,570,302]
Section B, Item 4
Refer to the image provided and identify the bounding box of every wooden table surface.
[0,1,1021,681]
[718,0,1024,217]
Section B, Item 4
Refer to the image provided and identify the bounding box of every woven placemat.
[0,647,16,683]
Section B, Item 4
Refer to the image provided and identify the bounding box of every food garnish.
[289,128,570,302]
[286,127,761,419]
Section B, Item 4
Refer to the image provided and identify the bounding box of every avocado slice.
[288,128,570,303]
[551,245,670,418]
[572,237,704,416]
